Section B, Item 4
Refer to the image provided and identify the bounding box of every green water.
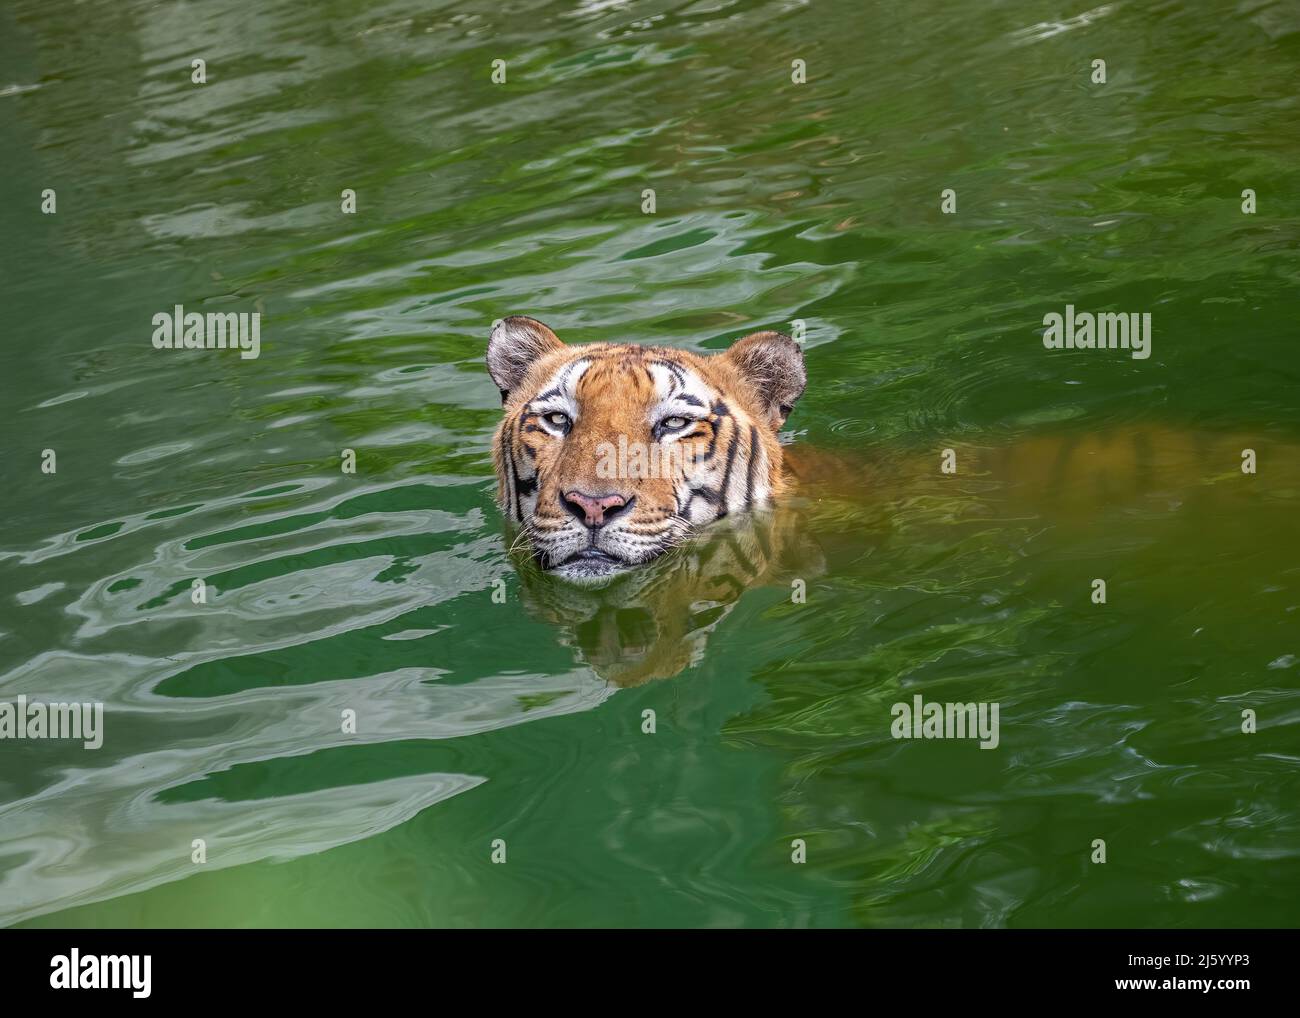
[2,0,1298,928]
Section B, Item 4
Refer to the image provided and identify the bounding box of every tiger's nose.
[562,491,631,528]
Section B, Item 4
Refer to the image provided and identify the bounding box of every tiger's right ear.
[487,316,565,403]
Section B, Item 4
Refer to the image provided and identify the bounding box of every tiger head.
[487,316,806,584]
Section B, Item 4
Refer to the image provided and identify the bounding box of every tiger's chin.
[546,547,641,586]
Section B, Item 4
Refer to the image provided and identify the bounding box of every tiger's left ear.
[721,331,806,428]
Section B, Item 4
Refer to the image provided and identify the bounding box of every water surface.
[1,0,1298,927]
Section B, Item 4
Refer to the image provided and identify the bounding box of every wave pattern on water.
[0,0,1297,927]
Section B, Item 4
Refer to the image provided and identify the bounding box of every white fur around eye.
[535,409,572,436]
[530,393,577,432]
[656,411,704,441]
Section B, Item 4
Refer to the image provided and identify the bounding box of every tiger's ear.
[721,330,806,428]
[487,316,565,402]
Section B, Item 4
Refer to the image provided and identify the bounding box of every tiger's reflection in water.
[510,503,824,686]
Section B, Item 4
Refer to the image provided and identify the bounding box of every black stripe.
[744,425,758,511]
[709,574,746,600]
[724,532,758,577]
[502,431,518,521]
[649,359,687,389]
[697,534,727,570]
[752,512,773,562]
[558,357,589,391]
[674,490,694,520]
[689,421,718,465]
[509,453,523,522]
[509,415,527,521]
[716,425,739,519]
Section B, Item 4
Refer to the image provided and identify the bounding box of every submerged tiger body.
[487,316,806,584]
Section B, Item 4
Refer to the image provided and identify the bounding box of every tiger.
[487,315,807,585]
[488,316,1296,686]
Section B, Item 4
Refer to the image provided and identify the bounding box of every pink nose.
[563,491,628,528]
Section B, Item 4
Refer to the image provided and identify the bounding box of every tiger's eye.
[546,412,569,428]
[663,416,687,430]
